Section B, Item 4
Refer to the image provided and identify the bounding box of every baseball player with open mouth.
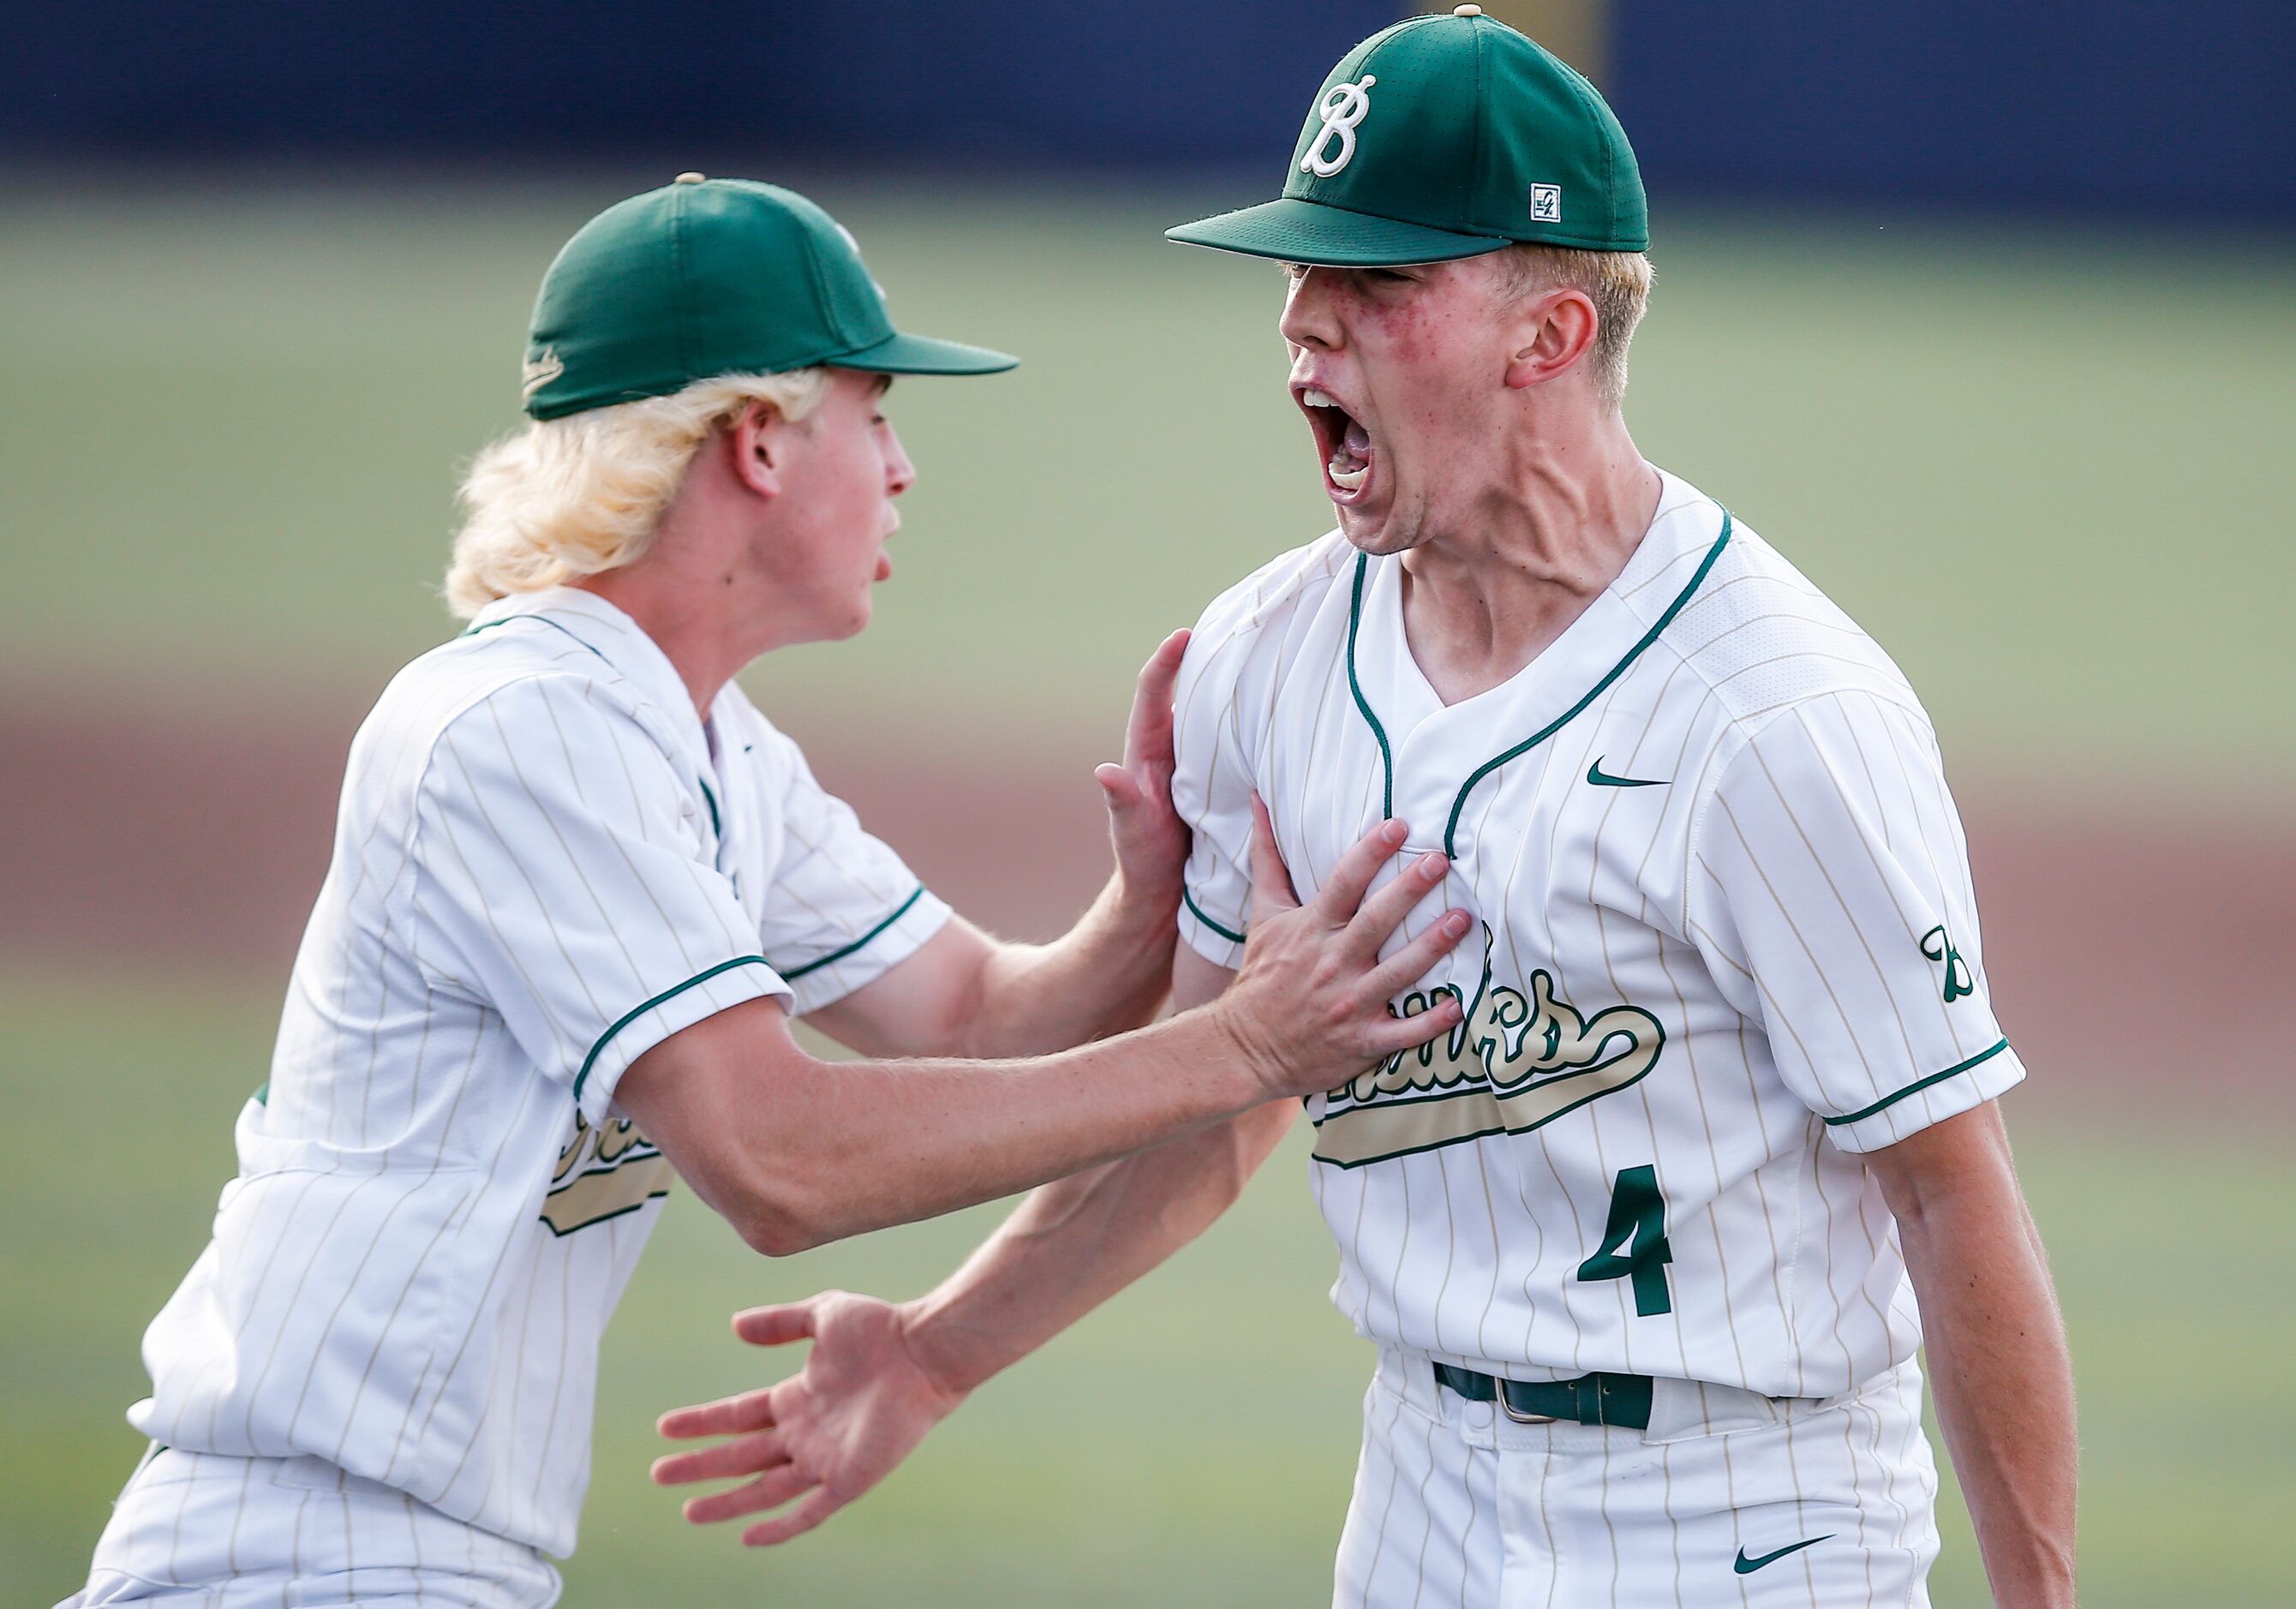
[662,15,2078,1606]
[60,176,1471,1606]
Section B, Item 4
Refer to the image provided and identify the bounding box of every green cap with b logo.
[1166,7,1646,266]
[522,176,1017,422]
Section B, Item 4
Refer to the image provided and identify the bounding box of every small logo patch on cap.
[521,347,565,399]
[1529,184,1562,224]
[1301,76,1378,178]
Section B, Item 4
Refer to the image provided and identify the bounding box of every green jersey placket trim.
[1346,553,1396,821]
[1342,513,1734,859]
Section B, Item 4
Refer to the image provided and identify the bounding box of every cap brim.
[1165,196,1508,267]
[835,329,1017,376]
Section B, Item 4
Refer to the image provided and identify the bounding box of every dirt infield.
[4,696,2287,1123]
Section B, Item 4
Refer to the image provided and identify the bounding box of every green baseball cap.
[522,175,1016,421]
[1166,7,1646,266]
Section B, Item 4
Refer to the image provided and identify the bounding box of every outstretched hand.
[1095,628,1192,912]
[654,1291,966,1547]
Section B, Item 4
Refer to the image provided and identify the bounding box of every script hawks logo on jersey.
[1312,927,1665,1168]
[1301,76,1377,176]
[542,1110,673,1235]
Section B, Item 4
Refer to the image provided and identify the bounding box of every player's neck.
[575,499,804,721]
[1397,413,1660,707]
[576,565,752,721]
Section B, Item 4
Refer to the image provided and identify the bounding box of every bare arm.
[1866,1102,2078,1608]
[619,805,1463,1258]
[805,631,1194,1062]
[899,946,1269,1393]
[650,932,1316,1546]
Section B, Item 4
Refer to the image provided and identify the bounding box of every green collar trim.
[459,610,611,666]
[777,886,927,982]
[466,603,732,865]
[1825,1038,2011,1126]
[1342,513,1733,858]
[1439,513,1731,856]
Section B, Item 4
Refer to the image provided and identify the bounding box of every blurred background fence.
[9,2,2293,218]
[3,3,2291,1606]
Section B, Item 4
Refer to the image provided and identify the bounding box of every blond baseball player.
[658,17,2078,1607]
[60,176,1471,1607]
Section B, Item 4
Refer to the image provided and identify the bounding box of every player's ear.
[727,398,790,499]
[1502,286,1599,393]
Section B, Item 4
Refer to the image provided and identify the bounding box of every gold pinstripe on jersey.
[1171,471,2024,1400]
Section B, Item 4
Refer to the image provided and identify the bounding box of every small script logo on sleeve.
[1918,924,1974,1002]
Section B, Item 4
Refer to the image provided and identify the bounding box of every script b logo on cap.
[1301,76,1378,177]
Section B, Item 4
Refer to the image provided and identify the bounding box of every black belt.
[1432,1363,1654,1429]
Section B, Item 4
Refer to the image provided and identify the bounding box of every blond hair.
[444,368,831,619]
[1499,245,1653,413]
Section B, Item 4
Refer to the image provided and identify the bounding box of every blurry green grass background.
[3,182,2292,780]
[4,184,2293,1606]
[7,971,2290,1607]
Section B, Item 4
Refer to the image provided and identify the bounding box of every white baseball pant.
[1334,1351,1941,1607]
[61,1446,560,1608]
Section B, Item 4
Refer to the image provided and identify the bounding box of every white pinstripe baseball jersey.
[1173,471,2023,1400]
[127,586,948,1558]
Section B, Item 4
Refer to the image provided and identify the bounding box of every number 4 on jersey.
[1576,1164,1673,1317]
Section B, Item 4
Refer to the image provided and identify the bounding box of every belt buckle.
[1496,1387,1558,1425]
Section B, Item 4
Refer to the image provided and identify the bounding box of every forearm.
[637,999,1261,1256]
[905,1101,1299,1392]
[637,818,1464,1259]
[1886,1119,2078,1606]
[961,870,1180,1056]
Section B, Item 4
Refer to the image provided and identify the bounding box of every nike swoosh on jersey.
[1586,757,1665,788]
[1733,1534,1833,1574]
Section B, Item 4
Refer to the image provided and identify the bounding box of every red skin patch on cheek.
[1361,297,1432,363]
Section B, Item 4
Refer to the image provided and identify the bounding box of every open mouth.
[1300,386,1373,498]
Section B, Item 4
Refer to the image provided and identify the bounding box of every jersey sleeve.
[1170,610,1263,972]
[411,675,786,1126]
[1685,691,2024,1151]
[748,725,952,1015]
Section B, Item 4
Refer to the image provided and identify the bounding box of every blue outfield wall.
[8,2,2293,222]
[1607,1,2296,222]
[1,0,1399,168]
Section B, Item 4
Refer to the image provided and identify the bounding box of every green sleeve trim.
[1824,1038,2012,1126]
[573,954,772,1103]
[1183,887,1246,946]
[777,886,928,983]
